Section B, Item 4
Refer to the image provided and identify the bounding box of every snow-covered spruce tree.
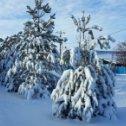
[0,38,4,48]
[0,33,23,85]
[51,11,116,122]
[5,0,62,99]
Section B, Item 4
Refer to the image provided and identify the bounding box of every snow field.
[0,75,126,126]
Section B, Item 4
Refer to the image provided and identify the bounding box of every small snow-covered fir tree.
[51,11,116,122]
[0,38,4,48]
[0,33,22,85]
[4,0,63,99]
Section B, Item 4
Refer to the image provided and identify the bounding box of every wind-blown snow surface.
[0,75,126,126]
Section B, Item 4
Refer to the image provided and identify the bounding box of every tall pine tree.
[4,0,62,99]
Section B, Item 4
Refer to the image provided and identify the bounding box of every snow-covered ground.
[0,75,126,126]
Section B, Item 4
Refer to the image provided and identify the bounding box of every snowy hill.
[0,75,126,126]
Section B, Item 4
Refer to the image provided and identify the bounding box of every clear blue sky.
[0,0,126,49]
